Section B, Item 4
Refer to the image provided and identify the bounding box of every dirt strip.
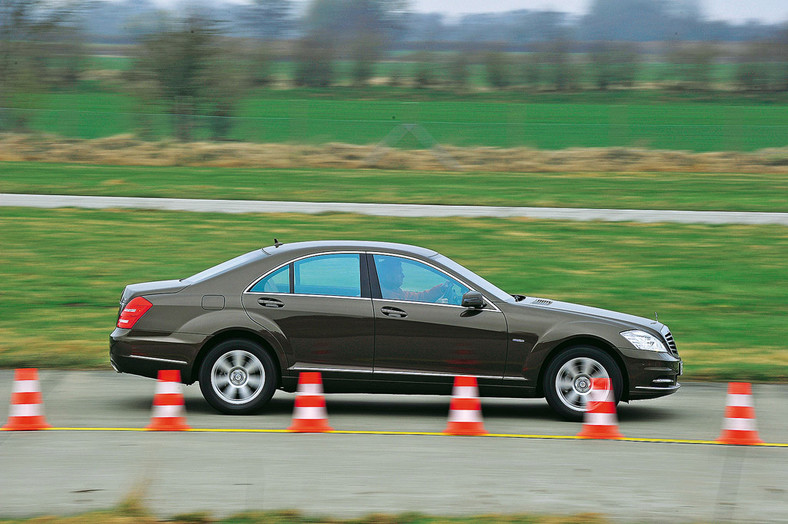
[2,133,788,172]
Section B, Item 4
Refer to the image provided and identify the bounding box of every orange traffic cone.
[444,375,487,436]
[288,372,333,433]
[146,370,190,431]
[577,377,623,439]
[717,382,763,445]
[2,368,51,431]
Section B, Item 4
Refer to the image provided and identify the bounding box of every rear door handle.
[381,306,407,318]
[258,297,285,308]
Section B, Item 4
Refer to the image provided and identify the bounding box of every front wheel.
[543,345,623,422]
[198,339,278,414]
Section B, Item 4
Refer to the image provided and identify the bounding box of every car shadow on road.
[618,403,680,423]
[125,394,681,426]
[265,395,562,421]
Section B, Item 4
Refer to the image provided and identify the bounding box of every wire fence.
[2,106,788,152]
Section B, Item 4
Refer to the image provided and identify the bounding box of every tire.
[198,339,278,415]
[543,345,623,422]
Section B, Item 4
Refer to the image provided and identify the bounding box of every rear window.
[183,250,267,284]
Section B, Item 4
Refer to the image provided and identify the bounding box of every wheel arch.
[536,336,630,401]
[190,328,283,385]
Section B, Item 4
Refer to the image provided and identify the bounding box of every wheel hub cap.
[574,376,591,394]
[229,368,247,387]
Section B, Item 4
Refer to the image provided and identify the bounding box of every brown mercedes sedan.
[110,240,681,420]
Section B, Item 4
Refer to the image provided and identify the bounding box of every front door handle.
[381,306,407,318]
[258,297,285,308]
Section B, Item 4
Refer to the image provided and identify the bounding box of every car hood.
[518,296,664,331]
[121,279,188,304]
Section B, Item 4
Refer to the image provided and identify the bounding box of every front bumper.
[620,347,682,401]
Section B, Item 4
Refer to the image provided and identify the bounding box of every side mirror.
[461,291,485,309]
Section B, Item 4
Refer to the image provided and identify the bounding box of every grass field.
[1,206,786,380]
[2,162,788,212]
[5,89,788,151]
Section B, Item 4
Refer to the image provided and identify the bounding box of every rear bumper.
[109,328,202,383]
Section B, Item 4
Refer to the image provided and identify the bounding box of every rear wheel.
[198,339,278,414]
[544,345,622,421]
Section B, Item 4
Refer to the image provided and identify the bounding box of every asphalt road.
[1,371,787,522]
[3,193,788,225]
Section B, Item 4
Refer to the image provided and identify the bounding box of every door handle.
[257,297,284,308]
[381,306,407,318]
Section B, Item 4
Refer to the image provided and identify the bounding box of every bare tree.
[448,51,470,90]
[130,14,250,140]
[0,0,86,129]
[302,0,410,86]
[544,38,576,91]
[294,33,335,87]
[666,41,720,90]
[245,0,294,41]
[484,48,511,89]
[589,41,640,90]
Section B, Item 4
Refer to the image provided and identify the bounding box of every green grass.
[0,505,612,524]
[1,207,786,380]
[6,89,788,150]
[2,162,788,213]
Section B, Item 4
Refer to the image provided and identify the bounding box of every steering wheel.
[439,280,456,304]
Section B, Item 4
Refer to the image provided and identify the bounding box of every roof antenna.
[274,238,283,248]
[655,311,659,323]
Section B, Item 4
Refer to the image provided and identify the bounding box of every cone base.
[146,418,190,431]
[577,425,623,439]
[288,419,333,433]
[717,430,763,446]
[444,422,487,436]
[2,416,52,431]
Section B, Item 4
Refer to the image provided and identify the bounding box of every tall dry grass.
[2,133,788,173]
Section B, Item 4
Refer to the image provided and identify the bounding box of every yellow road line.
[19,427,787,447]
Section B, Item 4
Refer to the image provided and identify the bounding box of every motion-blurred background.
[1,1,787,383]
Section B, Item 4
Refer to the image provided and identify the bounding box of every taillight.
[117,297,152,329]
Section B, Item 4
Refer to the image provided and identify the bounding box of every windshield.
[432,254,515,303]
[183,250,267,284]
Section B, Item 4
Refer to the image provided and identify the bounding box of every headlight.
[621,330,667,352]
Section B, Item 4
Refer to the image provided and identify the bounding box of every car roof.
[261,240,439,259]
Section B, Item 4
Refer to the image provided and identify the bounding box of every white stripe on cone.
[590,387,612,402]
[726,394,754,407]
[12,381,40,394]
[292,405,327,420]
[452,386,479,398]
[583,412,618,426]
[448,409,483,423]
[298,384,324,395]
[151,404,184,419]
[155,382,183,395]
[9,403,43,417]
[723,417,758,431]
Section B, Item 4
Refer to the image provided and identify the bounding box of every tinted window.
[294,254,361,297]
[250,265,290,293]
[374,255,469,305]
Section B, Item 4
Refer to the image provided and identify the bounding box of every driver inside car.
[377,257,451,303]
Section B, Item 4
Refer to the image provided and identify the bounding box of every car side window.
[294,254,361,297]
[250,264,290,293]
[374,255,469,305]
